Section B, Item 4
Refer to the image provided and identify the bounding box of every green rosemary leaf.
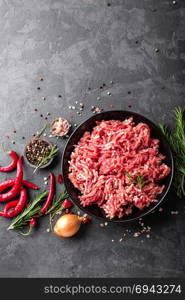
[137,174,144,190]
[124,170,145,190]
[159,106,185,198]
[124,170,135,183]
[8,191,48,230]
[46,190,69,215]
[34,145,59,173]
[36,124,51,138]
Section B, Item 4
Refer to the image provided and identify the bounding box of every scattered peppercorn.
[58,94,62,98]
[37,87,41,90]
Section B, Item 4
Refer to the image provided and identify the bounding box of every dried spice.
[25,138,53,167]
[51,118,70,137]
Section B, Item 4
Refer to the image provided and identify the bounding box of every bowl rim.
[62,110,174,223]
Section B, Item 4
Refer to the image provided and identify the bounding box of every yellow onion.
[54,214,82,238]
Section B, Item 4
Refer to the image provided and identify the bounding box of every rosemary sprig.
[8,191,48,230]
[34,145,59,173]
[159,106,185,198]
[46,191,69,231]
[46,190,69,216]
[36,124,51,138]
[137,174,144,190]
[124,170,145,190]
[124,170,135,184]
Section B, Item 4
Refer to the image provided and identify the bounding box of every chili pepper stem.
[18,226,33,236]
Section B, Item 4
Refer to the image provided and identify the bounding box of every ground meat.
[68,118,171,219]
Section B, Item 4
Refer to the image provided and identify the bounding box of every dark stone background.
[0,0,185,278]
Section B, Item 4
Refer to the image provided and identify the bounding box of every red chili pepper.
[40,172,55,215]
[62,199,73,209]
[0,151,19,172]
[57,174,63,183]
[19,217,37,236]
[0,188,27,218]
[0,200,19,217]
[0,157,23,202]
[82,216,91,224]
[0,179,39,193]
[5,188,28,218]
[29,217,37,227]
[4,200,19,213]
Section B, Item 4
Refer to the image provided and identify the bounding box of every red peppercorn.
[57,174,63,183]
[82,216,91,224]
[62,199,73,209]
[13,130,16,133]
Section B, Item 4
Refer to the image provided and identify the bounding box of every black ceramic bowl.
[62,110,174,223]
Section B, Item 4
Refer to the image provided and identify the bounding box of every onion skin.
[54,214,82,238]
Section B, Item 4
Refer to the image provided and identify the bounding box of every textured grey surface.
[0,0,185,278]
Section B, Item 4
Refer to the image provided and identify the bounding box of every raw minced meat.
[68,118,171,219]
